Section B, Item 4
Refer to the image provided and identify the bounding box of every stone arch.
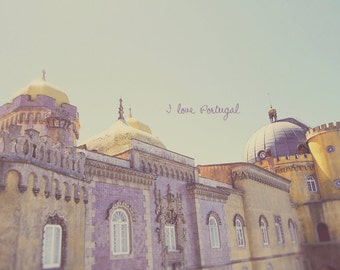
[159,165,164,176]
[29,172,40,196]
[53,179,62,200]
[64,182,71,202]
[207,211,222,225]
[154,164,158,175]
[43,176,52,198]
[141,160,146,172]
[81,186,88,204]
[2,169,21,192]
[317,222,330,242]
[74,184,80,203]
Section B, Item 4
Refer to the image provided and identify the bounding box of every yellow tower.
[306,122,340,200]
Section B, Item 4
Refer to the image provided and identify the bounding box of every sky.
[0,1,339,165]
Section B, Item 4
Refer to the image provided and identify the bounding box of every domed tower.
[0,72,80,147]
[306,122,340,200]
[83,99,166,156]
[243,107,320,205]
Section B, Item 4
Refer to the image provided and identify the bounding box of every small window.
[274,215,284,245]
[288,219,297,244]
[234,215,246,247]
[165,225,177,251]
[111,209,130,255]
[306,175,318,192]
[42,224,62,269]
[209,217,221,248]
[260,216,269,246]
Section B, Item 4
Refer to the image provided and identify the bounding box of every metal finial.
[118,98,124,120]
[42,69,46,81]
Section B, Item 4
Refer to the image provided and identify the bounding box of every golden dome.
[15,76,70,106]
[126,108,152,134]
[84,119,166,155]
[83,102,166,155]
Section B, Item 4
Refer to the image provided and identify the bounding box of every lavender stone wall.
[91,182,148,270]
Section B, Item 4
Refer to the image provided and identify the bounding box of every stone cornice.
[85,158,156,187]
[186,183,230,202]
[231,163,290,192]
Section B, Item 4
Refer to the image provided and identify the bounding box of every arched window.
[317,223,330,242]
[234,214,246,247]
[288,219,297,244]
[259,215,269,246]
[306,175,318,192]
[42,214,66,269]
[42,224,62,268]
[111,209,130,255]
[209,216,220,248]
[274,215,284,245]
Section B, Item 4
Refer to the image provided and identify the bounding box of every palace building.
[0,75,338,270]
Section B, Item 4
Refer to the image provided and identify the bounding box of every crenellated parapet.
[306,122,340,140]
[0,126,85,179]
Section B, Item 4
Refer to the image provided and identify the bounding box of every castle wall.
[0,163,86,270]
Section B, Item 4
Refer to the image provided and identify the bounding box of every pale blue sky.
[1,1,339,164]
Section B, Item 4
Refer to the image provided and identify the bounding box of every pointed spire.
[118,98,124,120]
[42,69,46,81]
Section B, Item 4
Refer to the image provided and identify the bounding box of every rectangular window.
[306,175,318,192]
[165,225,177,251]
[42,224,62,269]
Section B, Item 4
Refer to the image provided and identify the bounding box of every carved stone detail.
[154,184,185,270]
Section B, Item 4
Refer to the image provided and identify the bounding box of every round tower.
[243,107,320,205]
[0,72,80,147]
[306,122,340,200]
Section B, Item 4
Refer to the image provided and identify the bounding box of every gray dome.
[243,118,309,163]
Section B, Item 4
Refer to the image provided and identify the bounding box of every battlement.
[306,122,340,140]
[0,127,85,179]
[0,94,78,119]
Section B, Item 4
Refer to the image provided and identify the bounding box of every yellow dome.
[126,109,152,134]
[15,78,70,106]
[83,118,166,156]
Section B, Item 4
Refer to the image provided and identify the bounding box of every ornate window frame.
[259,215,270,246]
[108,201,136,257]
[234,214,246,248]
[207,211,221,249]
[274,215,285,245]
[42,213,66,270]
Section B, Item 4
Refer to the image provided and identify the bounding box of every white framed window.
[288,219,297,244]
[42,224,62,269]
[111,209,130,255]
[306,175,318,192]
[274,215,284,245]
[209,216,221,248]
[260,216,269,246]
[234,215,245,247]
[165,225,177,251]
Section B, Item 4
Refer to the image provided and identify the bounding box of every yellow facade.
[0,168,86,270]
